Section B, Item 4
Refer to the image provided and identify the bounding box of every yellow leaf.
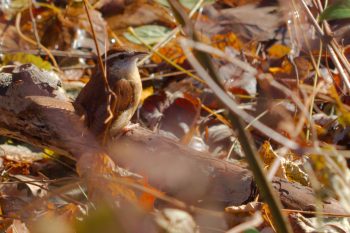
[44,148,55,156]
[284,160,309,186]
[4,53,52,70]
[269,58,293,75]
[259,141,277,165]
[268,44,291,59]
[141,86,154,103]
[211,32,242,51]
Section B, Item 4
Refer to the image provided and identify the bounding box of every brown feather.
[73,49,144,140]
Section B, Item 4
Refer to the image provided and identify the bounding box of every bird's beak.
[132,51,149,60]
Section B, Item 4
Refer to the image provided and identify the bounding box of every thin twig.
[128,27,205,84]
[283,208,350,217]
[142,70,195,81]
[28,0,42,54]
[82,0,108,89]
[138,0,205,65]
[82,0,117,144]
[181,39,257,75]
[15,12,60,71]
[0,49,96,58]
[180,40,299,150]
[181,38,294,233]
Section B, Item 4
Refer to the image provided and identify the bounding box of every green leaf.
[76,205,125,233]
[244,228,260,233]
[3,53,52,70]
[123,25,172,45]
[155,0,215,9]
[319,0,350,21]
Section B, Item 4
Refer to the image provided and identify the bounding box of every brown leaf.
[208,4,282,41]
[95,0,128,16]
[140,91,201,139]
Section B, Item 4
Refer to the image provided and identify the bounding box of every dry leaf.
[6,220,29,233]
[267,44,291,59]
[155,209,198,233]
[211,4,282,41]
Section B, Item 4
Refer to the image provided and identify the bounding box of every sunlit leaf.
[269,58,293,74]
[268,44,291,59]
[44,148,55,156]
[259,141,309,185]
[155,208,197,233]
[330,86,350,126]
[259,141,278,165]
[141,86,154,103]
[211,32,242,51]
[123,25,172,45]
[3,53,52,70]
[151,41,186,64]
[283,160,309,186]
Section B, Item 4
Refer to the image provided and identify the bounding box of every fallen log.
[0,64,347,216]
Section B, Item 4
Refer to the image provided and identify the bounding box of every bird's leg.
[122,122,140,132]
[109,122,139,142]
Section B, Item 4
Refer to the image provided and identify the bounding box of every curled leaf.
[123,25,172,45]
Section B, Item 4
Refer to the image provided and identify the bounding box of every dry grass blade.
[299,0,350,92]
[180,37,293,233]
[127,26,205,83]
[180,39,299,150]
[166,1,293,232]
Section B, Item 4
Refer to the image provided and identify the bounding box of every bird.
[74,49,147,142]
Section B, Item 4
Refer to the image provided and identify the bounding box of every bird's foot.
[122,122,140,133]
[110,123,140,141]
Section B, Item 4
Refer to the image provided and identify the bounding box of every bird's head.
[102,49,147,79]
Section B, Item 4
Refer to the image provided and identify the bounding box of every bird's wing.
[73,70,108,133]
[73,74,137,138]
[112,78,136,115]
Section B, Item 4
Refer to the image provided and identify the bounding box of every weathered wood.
[0,95,98,158]
[108,127,348,214]
[0,95,345,213]
[108,126,256,207]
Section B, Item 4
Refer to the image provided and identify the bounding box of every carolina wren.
[74,49,147,140]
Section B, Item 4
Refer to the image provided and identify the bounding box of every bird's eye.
[118,54,126,59]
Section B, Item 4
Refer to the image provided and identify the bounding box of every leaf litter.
[1,0,350,232]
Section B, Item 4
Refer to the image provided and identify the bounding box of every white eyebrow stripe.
[103,52,132,61]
